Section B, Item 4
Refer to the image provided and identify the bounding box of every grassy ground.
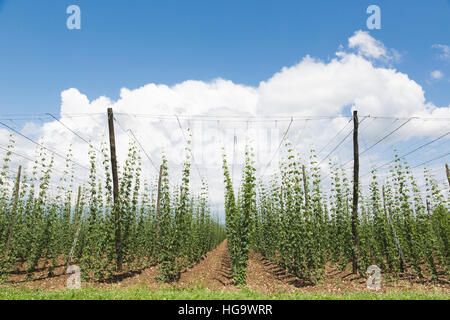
[0,286,448,300]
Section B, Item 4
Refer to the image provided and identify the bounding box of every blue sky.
[0,0,449,115]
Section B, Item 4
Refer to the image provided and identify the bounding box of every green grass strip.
[0,287,448,300]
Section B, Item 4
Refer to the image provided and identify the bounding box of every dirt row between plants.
[2,240,449,295]
[246,249,449,295]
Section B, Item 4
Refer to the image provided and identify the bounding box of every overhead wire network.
[314,116,370,172]
[111,112,450,195]
[1,112,449,198]
[3,112,450,123]
[115,113,352,123]
[0,115,113,185]
[309,115,450,187]
[112,114,160,174]
[361,131,450,178]
[315,118,352,157]
[175,115,205,182]
[340,117,414,168]
[0,119,96,175]
[260,117,294,177]
[46,113,104,155]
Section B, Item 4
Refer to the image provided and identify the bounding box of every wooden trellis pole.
[351,110,360,274]
[108,107,122,271]
[446,163,450,188]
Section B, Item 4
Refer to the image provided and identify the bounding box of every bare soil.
[2,241,449,295]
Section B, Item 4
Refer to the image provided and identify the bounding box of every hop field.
[0,111,448,300]
[223,143,449,286]
[0,130,225,284]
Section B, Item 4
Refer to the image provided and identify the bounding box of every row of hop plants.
[0,134,225,283]
[223,140,449,285]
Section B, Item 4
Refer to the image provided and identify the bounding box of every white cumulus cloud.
[432,44,450,61]
[430,70,444,80]
[348,30,388,59]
